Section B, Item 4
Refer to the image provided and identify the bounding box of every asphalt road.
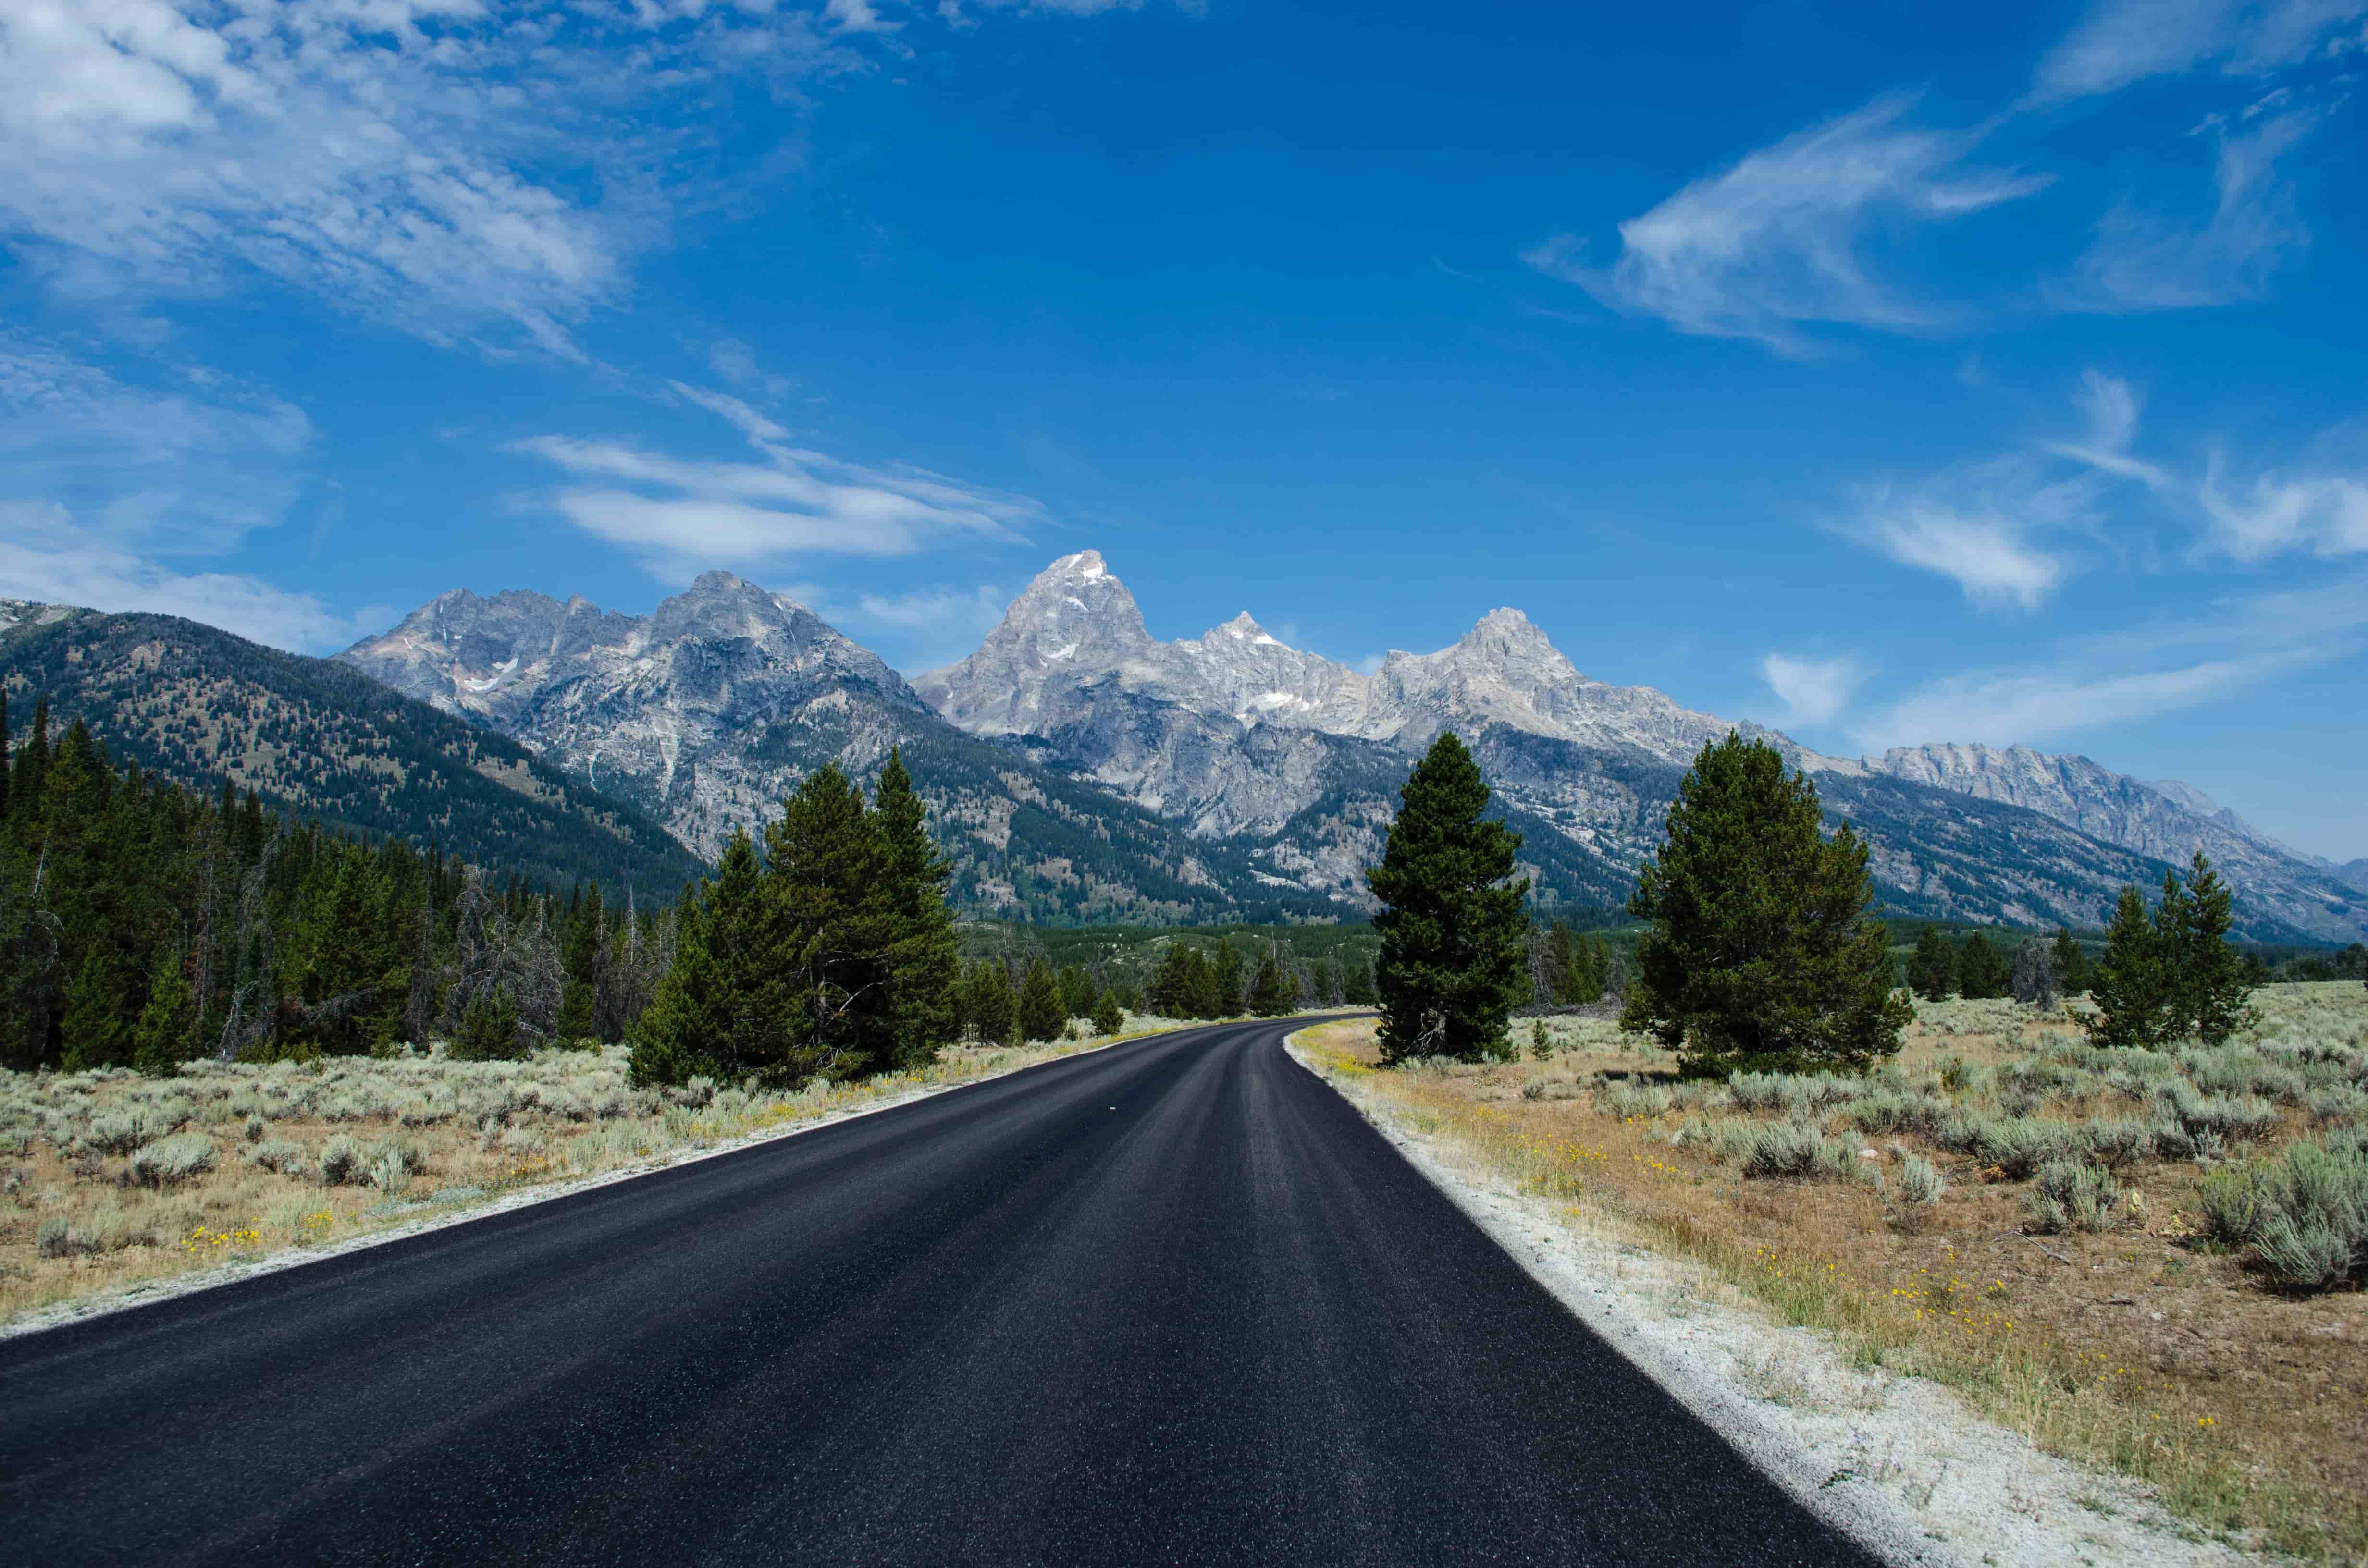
[0,1018,1879,1566]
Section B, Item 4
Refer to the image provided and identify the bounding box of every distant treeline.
[0,695,677,1074]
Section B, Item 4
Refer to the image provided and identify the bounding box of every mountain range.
[335,551,2366,943]
[0,600,706,896]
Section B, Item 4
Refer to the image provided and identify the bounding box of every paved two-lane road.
[0,1018,1877,1565]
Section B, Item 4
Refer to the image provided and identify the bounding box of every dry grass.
[1296,982,2368,1560]
[0,1013,1210,1329]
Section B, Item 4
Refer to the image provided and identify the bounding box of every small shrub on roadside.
[2025,1159,2124,1233]
[125,1133,216,1187]
[2198,1133,2368,1290]
[316,1135,362,1186]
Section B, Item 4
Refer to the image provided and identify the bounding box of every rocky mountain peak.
[1212,611,1281,645]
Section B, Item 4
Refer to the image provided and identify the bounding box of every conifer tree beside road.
[1365,732,1530,1064]
[1620,732,1910,1075]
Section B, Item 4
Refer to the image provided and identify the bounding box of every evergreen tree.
[1057,963,1096,1022]
[1366,731,1531,1063]
[1211,938,1246,1017]
[61,945,137,1070]
[1016,960,1065,1042]
[873,748,961,1068]
[1621,732,1911,1074]
[1343,956,1377,1007]
[1573,932,1608,1004]
[1955,931,2009,1000]
[766,765,895,1079]
[960,958,1018,1045]
[1248,944,1295,1017]
[556,882,603,1044]
[1089,987,1124,1036]
[453,986,524,1061]
[2169,850,2258,1045]
[2085,884,2171,1049]
[1905,926,1956,1001]
[2050,926,2090,996]
[626,831,794,1085]
[131,948,197,1075]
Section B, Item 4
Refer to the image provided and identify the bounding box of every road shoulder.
[1284,1030,2254,1568]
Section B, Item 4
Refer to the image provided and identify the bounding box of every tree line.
[0,695,673,1073]
[1358,727,2272,1076]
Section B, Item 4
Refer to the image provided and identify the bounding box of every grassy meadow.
[1296,982,2368,1559]
[0,1014,1212,1330]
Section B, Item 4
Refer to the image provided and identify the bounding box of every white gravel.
[1290,1037,2260,1568]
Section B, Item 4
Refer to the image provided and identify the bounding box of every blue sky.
[2,0,2364,858]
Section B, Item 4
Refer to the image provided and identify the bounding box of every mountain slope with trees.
[0,602,704,896]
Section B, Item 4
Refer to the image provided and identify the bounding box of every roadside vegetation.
[1346,727,2368,1557]
[0,1009,1220,1328]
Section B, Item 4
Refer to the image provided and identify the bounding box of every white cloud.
[2062,109,2319,312]
[514,388,1040,578]
[666,382,791,444]
[1849,571,2368,749]
[0,500,384,652]
[1760,653,1863,726]
[2033,0,2368,101]
[1839,462,2083,612]
[1530,95,2047,355]
[2043,370,2176,490]
[2199,465,2368,559]
[1851,649,2318,751]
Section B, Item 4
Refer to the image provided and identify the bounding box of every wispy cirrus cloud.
[0,0,1170,355]
[1759,653,1864,727]
[0,500,384,651]
[1837,461,2088,612]
[1847,571,2368,750]
[514,382,1040,579]
[2060,106,2322,312]
[2032,0,2368,102]
[0,332,377,650]
[1526,95,2047,356]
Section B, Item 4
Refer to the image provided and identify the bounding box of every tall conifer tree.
[1621,732,1910,1073]
[1366,731,1530,1063]
[873,748,960,1068]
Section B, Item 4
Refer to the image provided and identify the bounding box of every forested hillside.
[0,604,705,896]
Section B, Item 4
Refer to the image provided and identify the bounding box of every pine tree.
[1090,988,1123,1036]
[1211,939,1246,1018]
[1367,731,1531,1063]
[1572,932,1608,1004]
[1248,943,1295,1017]
[556,882,603,1044]
[1906,926,1956,1001]
[1016,960,1065,1042]
[61,945,137,1070]
[1343,956,1377,1007]
[1956,931,2009,1000]
[131,949,197,1075]
[873,748,961,1068]
[767,765,895,1079]
[2170,850,2257,1045]
[626,831,794,1085]
[1621,732,1911,1074]
[2050,926,2090,995]
[2085,884,2171,1049]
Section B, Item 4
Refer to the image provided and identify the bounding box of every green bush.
[125,1133,215,1187]
[2025,1159,2124,1233]
[1722,1119,1860,1180]
[2197,1134,2368,1290]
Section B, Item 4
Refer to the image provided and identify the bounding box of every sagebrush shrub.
[126,1133,215,1187]
[2025,1159,2123,1233]
[2198,1135,2368,1290]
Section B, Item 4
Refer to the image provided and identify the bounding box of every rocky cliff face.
[915,553,2368,943]
[342,573,1324,924]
